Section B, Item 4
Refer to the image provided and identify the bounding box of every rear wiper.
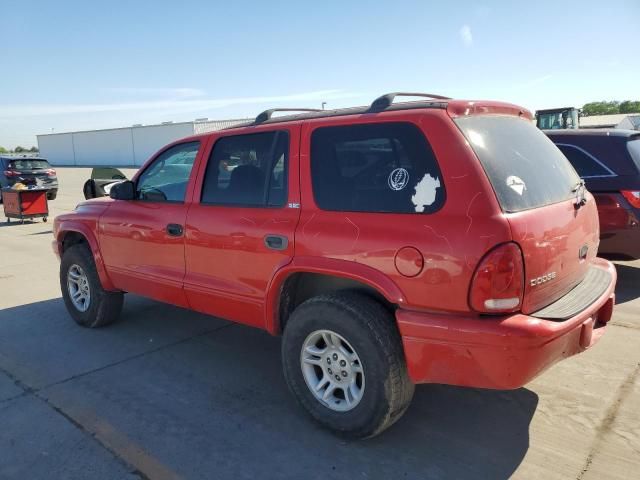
[572,179,587,209]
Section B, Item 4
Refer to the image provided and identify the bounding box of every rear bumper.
[396,257,616,389]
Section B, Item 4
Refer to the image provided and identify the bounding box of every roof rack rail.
[255,108,322,124]
[369,92,452,112]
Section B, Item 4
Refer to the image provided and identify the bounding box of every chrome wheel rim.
[300,329,365,412]
[67,264,90,312]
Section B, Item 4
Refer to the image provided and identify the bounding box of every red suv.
[53,93,616,438]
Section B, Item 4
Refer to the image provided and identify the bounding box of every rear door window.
[455,115,580,212]
[310,122,445,213]
[201,131,289,207]
[555,144,614,178]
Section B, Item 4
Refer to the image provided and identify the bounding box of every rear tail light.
[3,170,20,177]
[45,168,57,177]
[469,242,524,314]
[621,190,640,209]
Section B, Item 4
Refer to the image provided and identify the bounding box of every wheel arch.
[265,257,405,335]
[56,223,116,291]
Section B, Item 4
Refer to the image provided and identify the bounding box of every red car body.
[53,97,616,390]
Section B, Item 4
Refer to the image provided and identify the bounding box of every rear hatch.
[455,115,600,313]
[6,159,56,187]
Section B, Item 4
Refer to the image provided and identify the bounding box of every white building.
[37,118,250,167]
[580,113,640,130]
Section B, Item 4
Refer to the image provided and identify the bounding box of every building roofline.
[36,118,251,138]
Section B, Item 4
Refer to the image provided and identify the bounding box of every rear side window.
[201,131,289,207]
[8,159,50,170]
[556,144,613,178]
[455,116,580,212]
[310,122,445,214]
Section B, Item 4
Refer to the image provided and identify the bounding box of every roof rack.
[222,93,451,130]
[255,108,322,124]
[369,92,452,112]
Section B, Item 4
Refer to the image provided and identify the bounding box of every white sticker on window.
[411,174,441,212]
[506,175,526,195]
[388,168,410,191]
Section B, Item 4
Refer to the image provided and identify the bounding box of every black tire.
[47,191,57,201]
[282,292,414,438]
[60,243,124,328]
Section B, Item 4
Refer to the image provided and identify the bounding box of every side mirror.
[109,180,136,200]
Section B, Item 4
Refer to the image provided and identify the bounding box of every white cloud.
[102,87,206,98]
[0,90,359,118]
[459,25,473,47]
[515,74,554,89]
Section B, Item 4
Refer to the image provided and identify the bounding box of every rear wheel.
[60,244,123,328]
[282,292,414,438]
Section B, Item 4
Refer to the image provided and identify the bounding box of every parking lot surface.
[1,168,639,479]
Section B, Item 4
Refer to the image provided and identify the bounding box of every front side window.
[201,131,289,207]
[556,144,613,178]
[310,122,445,214]
[136,141,200,202]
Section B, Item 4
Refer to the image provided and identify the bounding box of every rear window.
[455,116,580,212]
[310,122,445,214]
[8,159,51,170]
[627,139,640,172]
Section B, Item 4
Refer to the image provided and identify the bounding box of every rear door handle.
[166,223,184,237]
[264,234,288,251]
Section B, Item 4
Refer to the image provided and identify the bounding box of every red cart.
[2,188,49,223]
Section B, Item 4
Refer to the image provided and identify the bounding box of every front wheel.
[282,292,414,438]
[60,244,124,328]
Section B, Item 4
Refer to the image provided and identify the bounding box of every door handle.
[166,223,184,237]
[264,234,288,251]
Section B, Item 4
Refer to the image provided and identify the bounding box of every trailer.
[1,188,49,223]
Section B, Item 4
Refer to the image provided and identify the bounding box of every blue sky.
[1,0,638,148]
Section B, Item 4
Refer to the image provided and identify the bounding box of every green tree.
[14,146,25,153]
[582,101,620,116]
[29,146,39,153]
[0,146,8,153]
[619,101,640,114]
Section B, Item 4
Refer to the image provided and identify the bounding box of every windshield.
[536,110,578,130]
[8,159,51,170]
[455,115,580,213]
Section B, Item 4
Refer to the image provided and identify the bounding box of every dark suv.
[0,156,59,201]
[546,129,640,259]
[53,93,616,438]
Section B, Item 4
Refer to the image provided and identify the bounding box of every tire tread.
[60,244,123,328]
[283,291,414,438]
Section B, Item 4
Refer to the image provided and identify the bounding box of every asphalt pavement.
[0,167,638,479]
